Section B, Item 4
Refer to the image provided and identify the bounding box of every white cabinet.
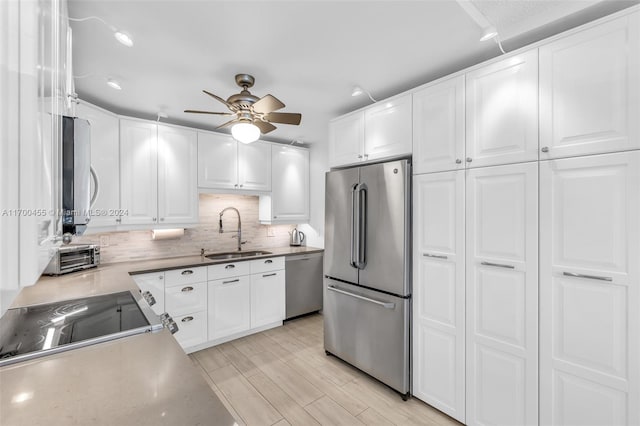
[328,111,364,167]
[173,311,208,349]
[131,272,165,316]
[465,162,538,426]
[76,101,120,229]
[120,119,198,227]
[412,76,465,174]
[165,281,207,317]
[250,258,285,329]
[364,93,412,161]
[157,124,198,224]
[260,145,309,224]
[540,12,640,159]
[198,131,271,192]
[466,50,539,168]
[539,151,640,426]
[413,171,466,422]
[207,275,251,340]
[120,118,158,226]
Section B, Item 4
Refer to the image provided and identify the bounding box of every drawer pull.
[225,264,235,269]
[481,261,515,269]
[181,286,194,292]
[262,273,277,278]
[181,316,194,323]
[265,259,273,264]
[181,270,194,275]
[223,279,239,284]
[423,253,448,259]
[563,272,612,282]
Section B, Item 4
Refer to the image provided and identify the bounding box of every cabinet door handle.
[466,157,473,163]
[563,272,612,282]
[239,184,243,188]
[541,146,549,153]
[181,316,194,323]
[160,218,164,221]
[158,276,164,280]
[455,159,462,164]
[222,279,239,284]
[358,155,363,159]
[225,264,235,269]
[262,273,277,278]
[264,259,273,264]
[181,270,193,275]
[181,286,194,292]
[423,253,448,259]
[152,217,157,221]
[481,261,514,269]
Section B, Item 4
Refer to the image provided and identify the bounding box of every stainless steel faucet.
[219,207,243,251]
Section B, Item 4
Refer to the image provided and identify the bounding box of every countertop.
[0,246,323,425]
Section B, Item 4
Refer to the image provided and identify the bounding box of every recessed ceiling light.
[114,31,134,47]
[107,79,122,90]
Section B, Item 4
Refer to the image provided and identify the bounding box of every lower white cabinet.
[173,311,208,349]
[250,270,285,329]
[465,162,538,426]
[131,272,165,316]
[207,275,251,340]
[412,170,466,422]
[165,281,207,317]
[539,151,640,426]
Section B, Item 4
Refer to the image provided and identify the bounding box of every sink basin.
[205,250,272,260]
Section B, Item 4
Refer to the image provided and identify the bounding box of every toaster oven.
[44,244,100,275]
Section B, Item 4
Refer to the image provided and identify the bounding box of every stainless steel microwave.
[44,244,100,275]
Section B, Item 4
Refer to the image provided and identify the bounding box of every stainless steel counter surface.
[0,246,322,425]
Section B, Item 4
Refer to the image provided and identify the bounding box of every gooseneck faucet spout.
[219,207,242,251]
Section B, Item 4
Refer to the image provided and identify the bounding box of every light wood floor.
[190,314,461,426]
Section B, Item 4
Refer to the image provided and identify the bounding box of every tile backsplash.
[75,194,295,264]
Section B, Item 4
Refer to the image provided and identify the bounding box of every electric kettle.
[289,227,305,246]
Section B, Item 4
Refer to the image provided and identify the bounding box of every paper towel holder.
[151,228,184,240]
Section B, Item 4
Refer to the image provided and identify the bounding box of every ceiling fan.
[184,74,302,143]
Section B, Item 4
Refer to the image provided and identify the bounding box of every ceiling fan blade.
[216,118,241,130]
[264,112,302,125]
[253,120,277,134]
[252,94,285,114]
[184,109,233,115]
[203,90,235,110]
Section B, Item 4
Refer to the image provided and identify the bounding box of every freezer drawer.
[323,278,410,395]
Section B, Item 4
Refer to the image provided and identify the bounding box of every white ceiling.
[69,0,637,146]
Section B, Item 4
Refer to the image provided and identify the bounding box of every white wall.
[298,141,328,248]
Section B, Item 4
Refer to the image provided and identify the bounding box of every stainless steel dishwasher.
[285,252,324,319]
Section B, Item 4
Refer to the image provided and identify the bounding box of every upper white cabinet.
[413,170,466,422]
[539,151,640,426]
[328,111,364,167]
[120,119,159,226]
[76,101,120,229]
[466,162,538,426]
[198,132,238,189]
[465,50,539,168]
[157,125,198,224]
[120,119,198,227]
[540,12,640,159]
[260,145,309,224]
[364,93,412,161]
[413,76,465,174]
[198,131,271,192]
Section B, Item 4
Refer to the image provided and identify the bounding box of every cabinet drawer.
[250,257,285,274]
[165,281,207,317]
[164,266,207,287]
[208,261,251,280]
[173,311,207,349]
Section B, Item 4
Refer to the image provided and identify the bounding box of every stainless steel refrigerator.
[323,158,411,399]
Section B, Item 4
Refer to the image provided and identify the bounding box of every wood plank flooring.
[190,314,461,426]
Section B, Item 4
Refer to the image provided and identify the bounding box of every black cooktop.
[0,291,152,364]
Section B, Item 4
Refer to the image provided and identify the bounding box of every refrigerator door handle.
[355,183,368,269]
[350,183,359,268]
[327,285,395,309]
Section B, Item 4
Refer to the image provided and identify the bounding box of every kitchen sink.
[205,250,272,260]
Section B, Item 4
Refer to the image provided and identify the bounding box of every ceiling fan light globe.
[232,122,260,144]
